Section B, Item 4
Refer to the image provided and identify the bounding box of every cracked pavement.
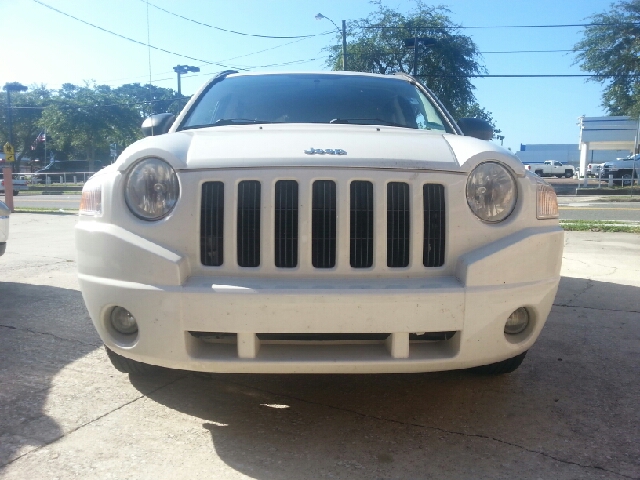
[0,214,638,479]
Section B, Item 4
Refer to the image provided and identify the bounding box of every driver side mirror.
[141,113,176,137]
[457,118,494,141]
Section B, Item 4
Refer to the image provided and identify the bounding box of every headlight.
[466,161,517,223]
[124,158,180,221]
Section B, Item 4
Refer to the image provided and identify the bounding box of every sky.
[1,0,616,152]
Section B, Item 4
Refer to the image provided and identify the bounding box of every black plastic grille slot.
[423,184,446,267]
[237,180,261,267]
[200,182,224,266]
[350,181,374,268]
[312,180,337,268]
[275,180,299,268]
[387,182,410,267]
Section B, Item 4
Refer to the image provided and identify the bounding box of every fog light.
[504,307,529,335]
[110,307,138,335]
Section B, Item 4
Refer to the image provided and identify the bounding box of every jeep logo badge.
[304,148,347,155]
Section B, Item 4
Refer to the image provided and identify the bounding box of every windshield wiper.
[182,119,276,130]
[329,118,413,129]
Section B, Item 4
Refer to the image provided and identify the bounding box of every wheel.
[470,351,527,375]
[565,171,572,178]
[105,345,157,374]
[535,170,543,176]
[13,191,19,196]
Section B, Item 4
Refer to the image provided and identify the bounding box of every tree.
[40,83,141,168]
[114,83,185,117]
[324,1,492,123]
[0,85,52,171]
[574,0,640,117]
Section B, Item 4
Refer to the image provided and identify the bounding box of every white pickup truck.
[0,173,28,195]
[524,160,575,178]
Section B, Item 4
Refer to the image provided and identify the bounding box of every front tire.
[13,191,19,196]
[105,345,157,374]
[470,351,527,375]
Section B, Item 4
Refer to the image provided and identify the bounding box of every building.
[515,143,629,169]
[578,116,639,178]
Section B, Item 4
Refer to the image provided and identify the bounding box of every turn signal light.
[536,182,558,219]
[80,177,102,216]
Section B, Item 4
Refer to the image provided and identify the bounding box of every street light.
[316,13,347,71]
[403,37,437,76]
[173,65,200,96]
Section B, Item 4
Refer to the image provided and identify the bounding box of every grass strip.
[14,207,78,215]
[560,220,640,233]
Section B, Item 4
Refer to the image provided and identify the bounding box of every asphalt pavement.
[0,213,638,479]
[5,192,640,223]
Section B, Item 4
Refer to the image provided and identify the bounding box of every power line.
[361,22,640,30]
[32,0,248,71]
[141,0,333,39]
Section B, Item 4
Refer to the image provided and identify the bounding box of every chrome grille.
[312,180,336,269]
[423,184,446,267]
[387,182,410,268]
[200,181,224,266]
[350,181,373,268]
[274,180,299,268]
[237,180,261,267]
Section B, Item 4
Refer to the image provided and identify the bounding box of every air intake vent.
[200,182,224,266]
[237,180,261,267]
[350,181,373,268]
[312,180,336,268]
[275,180,298,268]
[423,184,445,267]
[387,182,410,268]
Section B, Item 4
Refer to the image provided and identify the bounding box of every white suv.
[76,71,562,376]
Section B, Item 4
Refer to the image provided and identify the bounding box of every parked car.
[76,71,563,377]
[586,163,604,177]
[0,200,9,256]
[33,160,103,184]
[0,173,28,195]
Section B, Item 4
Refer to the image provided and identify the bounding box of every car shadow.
[0,282,100,468]
[127,276,639,479]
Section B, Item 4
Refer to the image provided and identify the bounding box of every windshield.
[179,74,451,132]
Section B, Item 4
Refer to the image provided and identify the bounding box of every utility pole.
[2,82,27,212]
[342,20,348,71]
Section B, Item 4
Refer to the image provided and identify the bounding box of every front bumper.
[77,223,563,373]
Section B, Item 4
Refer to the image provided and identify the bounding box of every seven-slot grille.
[200,179,446,269]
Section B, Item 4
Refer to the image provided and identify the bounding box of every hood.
[117,123,523,175]
[118,124,460,172]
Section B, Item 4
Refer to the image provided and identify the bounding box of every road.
[0,214,638,479]
[559,201,640,222]
[1,194,81,211]
[5,193,640,223]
